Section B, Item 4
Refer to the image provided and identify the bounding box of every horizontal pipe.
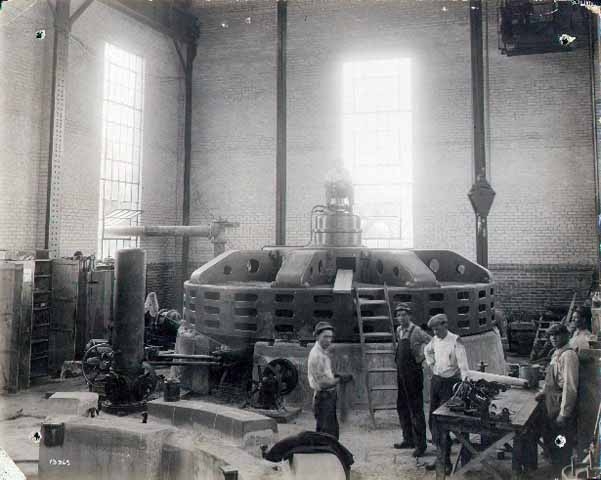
[104,225,212,237]
[157,353,216,360]
[148,361,220,366]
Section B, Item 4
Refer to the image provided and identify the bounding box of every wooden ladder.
[355,284,398,427]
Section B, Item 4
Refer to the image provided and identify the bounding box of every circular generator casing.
[183,246,495,349]
[184,177,496,351]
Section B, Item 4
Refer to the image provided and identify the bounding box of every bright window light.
[342,58,413,249]
[97,43,145,259]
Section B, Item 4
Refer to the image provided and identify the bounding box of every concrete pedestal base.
[148,398,277,444]
[0,448,26,480]
[254,329,506,409]
[47,392,99,417]
[38,415,279,480]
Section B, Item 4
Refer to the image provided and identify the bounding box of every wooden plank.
[333,269,353,293]
[14,260,34,390]
[0,264,23,393]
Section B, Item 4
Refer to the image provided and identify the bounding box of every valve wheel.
[266,358,299,395]
[82,342,113,385]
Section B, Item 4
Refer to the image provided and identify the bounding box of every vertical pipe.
[470,0,489,267]
[471,0,486,179]
[182,41,197,281]
[113,248,145,373]
[276,0,287,245]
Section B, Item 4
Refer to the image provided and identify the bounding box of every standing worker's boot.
[393,440,414,449]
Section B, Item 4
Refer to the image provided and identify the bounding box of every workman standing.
[307,321,352,439]
[424,313,470,474]
[535,323,579,467]
[569,312,594,354]
[393,302,431,457]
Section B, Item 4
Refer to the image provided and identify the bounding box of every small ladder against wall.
[355,284,398,427]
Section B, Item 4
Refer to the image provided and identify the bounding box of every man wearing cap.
[424,313,470,473]
[307,321,352,439]
[535,323,579,467]
[393,302,431,457]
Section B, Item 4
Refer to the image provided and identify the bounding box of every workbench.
[433,386,542,480]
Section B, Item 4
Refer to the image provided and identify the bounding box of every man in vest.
[393,302,431,457]
[535,323,579,467]
[424,313,470,474]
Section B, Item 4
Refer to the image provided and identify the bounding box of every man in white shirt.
[307,321,352,439]
[424,313,470,473]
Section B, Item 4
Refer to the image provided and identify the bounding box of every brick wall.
[0,0,53,253]
[191,0,597,315]
[1,0,184,308]
[189,1,278,266]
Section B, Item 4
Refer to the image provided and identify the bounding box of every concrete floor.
[0,359,560,480]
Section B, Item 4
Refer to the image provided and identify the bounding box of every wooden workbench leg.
[512,434,524,480]
[436,429,448,480]
[454,432,504,480]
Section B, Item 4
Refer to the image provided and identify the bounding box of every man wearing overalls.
[535,323,579,467]
[393,302,431,457]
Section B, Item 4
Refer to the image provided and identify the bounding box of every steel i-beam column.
[589,14,601,279]
[276,0,287,246]
[182,38,198,280]
[468,0,495,267]
[45,0,71,256]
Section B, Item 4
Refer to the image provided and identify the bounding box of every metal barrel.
[113,248,145,373]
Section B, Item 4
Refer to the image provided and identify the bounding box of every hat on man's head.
[428,313,449,328]
[547,323,569,336]
[394,302,412,315]
[314,321,335,337]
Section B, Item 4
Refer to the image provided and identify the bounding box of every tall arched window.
[97,43,145,259]
[342,58,413,249]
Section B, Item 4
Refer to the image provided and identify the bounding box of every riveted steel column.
[276,0,287,245]
[45,0,71,256]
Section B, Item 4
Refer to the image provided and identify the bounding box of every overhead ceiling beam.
[69,0,95,27]
[96,0,197,42]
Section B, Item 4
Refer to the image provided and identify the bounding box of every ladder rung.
[365,350,395,355]
[370,385,398,391]
[372,404,398,411]
[359,299,388,306]
[363,332,393,339]
[360,316,391,322]
[368,367,397,373]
